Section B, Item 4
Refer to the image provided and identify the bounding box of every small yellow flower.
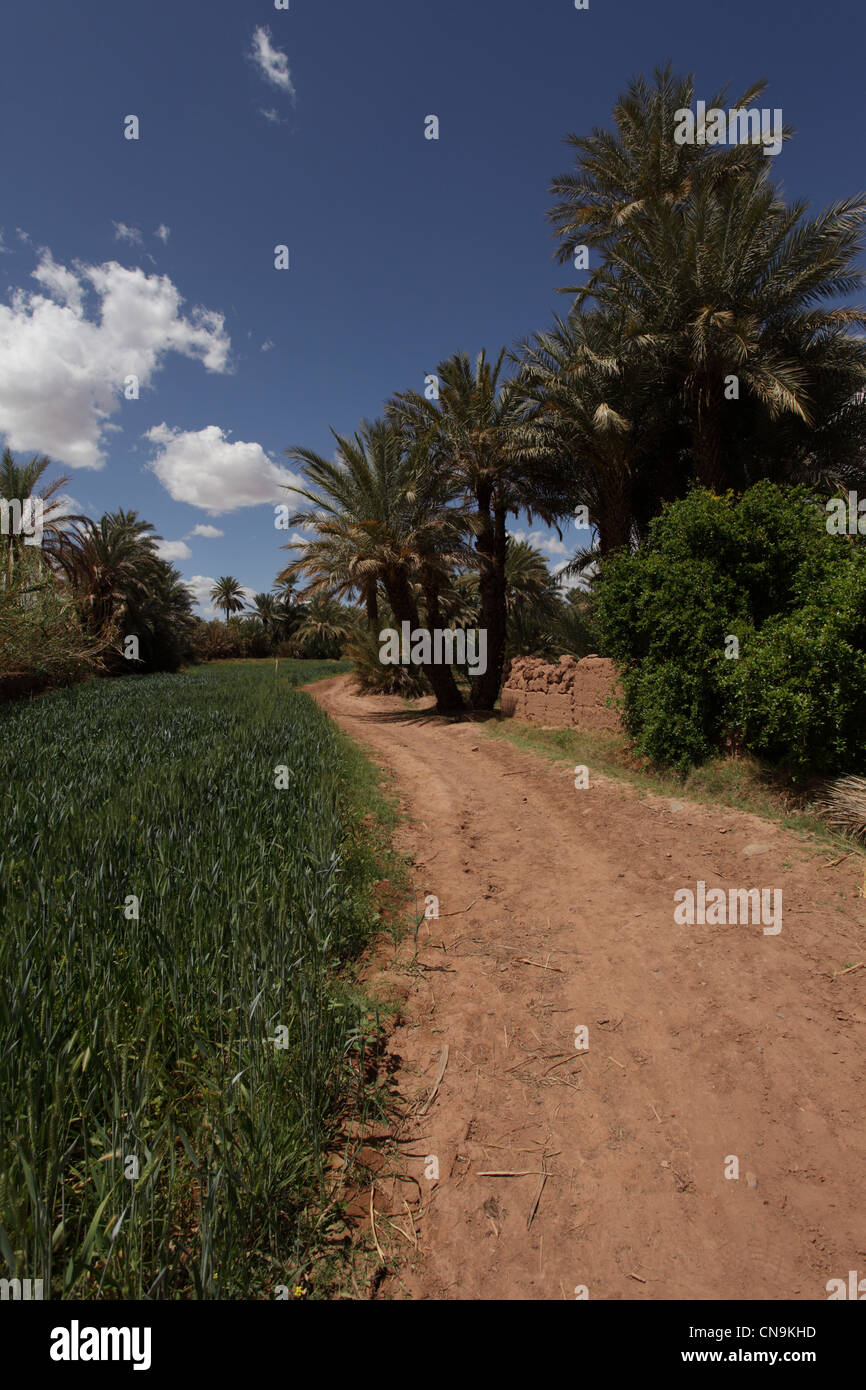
[293,1284,306,1298]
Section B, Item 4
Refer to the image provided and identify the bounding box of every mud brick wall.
[500,655,622,732]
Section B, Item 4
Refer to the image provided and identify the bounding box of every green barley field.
[0,660,395,1299]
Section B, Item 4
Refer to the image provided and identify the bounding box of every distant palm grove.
[3,66,866,776]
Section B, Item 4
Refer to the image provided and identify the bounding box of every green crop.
[0,661,388,1299]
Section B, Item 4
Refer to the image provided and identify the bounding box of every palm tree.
[292,596,354,657]
[597,168,866,490]
[549,65,866,493]
[252,590,279,636]
[388,350,540,710]
[273,577,296,609]
[499,540,563,660]
[54,510,161,638]
[0,447,83,582]
[548,63,778,268]
[515,311,655,559]
[133,562,196,670]
[50,508,194,670]
[210,576,246,623]
[503,539,559,617]
[437,570,481,629]
[278,421,468,712]
[544,587,598,659]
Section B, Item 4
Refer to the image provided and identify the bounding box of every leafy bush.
[0,553,105,694]
[595,483,866,777]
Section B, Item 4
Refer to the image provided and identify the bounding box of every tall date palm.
[210,576,247,624]
[388,350,539,710]
[278,422,469,712]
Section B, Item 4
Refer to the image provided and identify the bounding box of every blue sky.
[1,0,863,613]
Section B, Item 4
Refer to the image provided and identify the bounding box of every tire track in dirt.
[309,675,866,1300]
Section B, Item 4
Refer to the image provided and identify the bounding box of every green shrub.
[0,554,104,693]
[595,482,866,778]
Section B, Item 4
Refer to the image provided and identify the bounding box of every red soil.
[310,675,866,1301]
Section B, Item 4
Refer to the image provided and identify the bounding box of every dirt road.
[310,675,866,1301]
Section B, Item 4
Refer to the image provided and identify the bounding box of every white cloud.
[0,252,231,468]
[189,523,224,538]
[154,539,192,561]
[543,537,570,558]
[508,527,570,559]
[0,230,12,255]
[260,338,274,352]
[154,224,171,243]
[144,422,303,514]
[113,221,142,245]
[183,573,220,615]
[250,26,295,97]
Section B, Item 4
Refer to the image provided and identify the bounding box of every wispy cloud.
[112,221,143,245]
[249,26,295,99]
[154,224,171,243]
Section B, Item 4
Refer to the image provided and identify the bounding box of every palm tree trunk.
[365,579,379,631]
[596,458,633,558]
[690,378,726,491]
[470,486,507,710]
[384,567,464,713]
